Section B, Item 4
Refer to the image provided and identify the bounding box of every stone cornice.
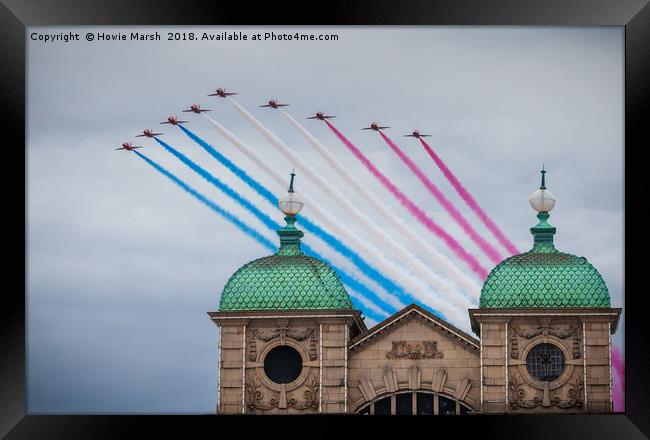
[468,307,622,336]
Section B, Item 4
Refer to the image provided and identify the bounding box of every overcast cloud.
[27,26,624,413]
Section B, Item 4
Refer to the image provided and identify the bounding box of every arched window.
[357,391,473,415]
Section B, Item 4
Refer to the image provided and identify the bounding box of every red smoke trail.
[419,138,519,256]
[380,132,503,265]
[325,120,488,280]
[611,346,625,412]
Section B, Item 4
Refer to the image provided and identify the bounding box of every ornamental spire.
[529,167,557,252]
[277,170,305,255]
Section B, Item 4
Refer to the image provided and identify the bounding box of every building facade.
[209,171,621,415]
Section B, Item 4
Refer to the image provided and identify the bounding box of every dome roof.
[219,252,353,311]
[218,215,353,312]
[480,249,610,308]
[480,211,610,308]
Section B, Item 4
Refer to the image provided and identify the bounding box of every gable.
[350,304,479,355]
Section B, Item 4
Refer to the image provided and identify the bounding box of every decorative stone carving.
[509,371,584,411]
[512,323,579,340]
[245,375,319,412]
[385,341,443,360]
[508,373,542,410]
[287,375,319,411]
[253,327,315,342]
[551,375,584,409]
[245,377,278,411]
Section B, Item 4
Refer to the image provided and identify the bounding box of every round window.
[526,343,566,382]
[263,345,303,384]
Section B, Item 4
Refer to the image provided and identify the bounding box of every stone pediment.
[349,304,479,354]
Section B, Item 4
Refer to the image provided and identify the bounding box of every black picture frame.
[2,0,648,438]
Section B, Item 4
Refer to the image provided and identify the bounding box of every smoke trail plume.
[420,138,519,255]
[176,126,407,311]
[611,346,625,412]
[133,150,388,323]
[282,110,482,300]
[229,98,472,322]
[325,121,488,281]
[153,136,399,314]
[134,150,275,252]
[200,114,458,312]
[380,132,502,265]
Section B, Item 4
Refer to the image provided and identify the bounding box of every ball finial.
[529,165,556,212]
[278,169,304,216]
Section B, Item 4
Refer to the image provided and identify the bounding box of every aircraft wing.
[115,147,125,150]
[160,121,170,124]
[133,146,143,149]
[135,134,145,137]
[181,109,192,112]
[277,104,289,107]
[260,104,271,107]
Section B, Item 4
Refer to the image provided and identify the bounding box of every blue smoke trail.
[153,137,395,317]
[135,149,388,322]
[134,150,275,252]
[177,125,417,311]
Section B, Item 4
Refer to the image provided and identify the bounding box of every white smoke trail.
[202,113,445,313]
[347,289,391,319]
[227,99,472,320]
[282,110,482,302]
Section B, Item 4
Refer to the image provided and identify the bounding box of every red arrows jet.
[115,142,143,151]
[160,116,188,126]
[182,104,211,114]
[307,112,336,120]
[260,99,289,109]
[136,129,163,138]
[404,130,431,139]
[208,88,238,98]
[362,122,390,131]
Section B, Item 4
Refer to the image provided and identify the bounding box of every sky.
[27,26,624,413]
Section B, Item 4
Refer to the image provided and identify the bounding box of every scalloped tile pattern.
[480,245,610,308]
[219,251,354,311]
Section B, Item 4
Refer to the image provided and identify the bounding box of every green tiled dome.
[219,216,353,311]
[480,211,610,308]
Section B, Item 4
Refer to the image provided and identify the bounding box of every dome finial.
[288,168,296,193]
[278,170,304,216]
[529,166,556,213]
